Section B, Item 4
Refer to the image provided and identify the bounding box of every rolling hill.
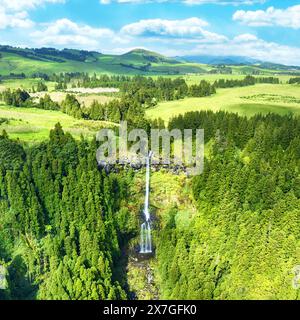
[181,54,300,72]
[181,55,259,65]
[0,45,299,77]
[0,45,205,76]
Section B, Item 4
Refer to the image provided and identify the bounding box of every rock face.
[98,158,190,175]
[127,248,159,300]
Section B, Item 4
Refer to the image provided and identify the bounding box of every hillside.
[146,83,300,123]
[0,45,205,76]
[182,54,300,73]
[2,45,299,77]
[181,55,259,65]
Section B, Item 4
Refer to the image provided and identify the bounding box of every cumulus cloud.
[233,5,300,29]
[101,0,265,5]
[118,17,300,65]
[26,16,300,66]
[0,0,65,11]
[0,8,34,29]
[183,34,300,66]
[184,0,264,5]
[121,17,208,35]
[0,0,64,30]
[30,18,115,48]
[233,33,258,42]
[121,18,227,42]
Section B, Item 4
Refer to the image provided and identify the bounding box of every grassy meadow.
[0,51,206,76]
[30,91,116,107]
[0,78,57,91]
[146,83,300,122]
[0,104,116,143]
[1,75,300,143]
[0,78,117,106]
[181,73,296,85]
[0,77,120,143]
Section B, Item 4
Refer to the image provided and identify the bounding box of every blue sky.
[0,0,300,65]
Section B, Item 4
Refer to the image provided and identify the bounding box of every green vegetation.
[0,125,137,299]
[147,84,300,122]
[213,75,279,88]
[0,78,56,91]
[0,75,218,141]
[289,77,300,84]
[0,47,205,76]
[0,105,115,143]
[156,111,300,299]
[1,55,300,301]
[1,111,300,300]
[1,45,300,77]
[1,89,30,107]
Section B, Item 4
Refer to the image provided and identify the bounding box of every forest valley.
[0,109,299,300]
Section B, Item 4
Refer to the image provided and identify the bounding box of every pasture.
[31,91,116,107]
[0,78,118,107]
[0,104,116,143]
[0,78,57,91]
[158,73,296,85]
[146,83,300,122]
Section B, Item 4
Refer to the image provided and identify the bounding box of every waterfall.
[140,151,153,254]
[140,221,152,254]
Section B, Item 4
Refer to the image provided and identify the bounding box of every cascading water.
[140,151,153,254]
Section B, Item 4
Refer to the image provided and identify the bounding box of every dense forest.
[213,76,279,88]
[158,111,300,299]
[289,77,300,85]
[0,110,300,299]
[0,45,98,63]
[0,125,137,299]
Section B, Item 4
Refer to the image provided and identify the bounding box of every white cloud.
[233,5,300,29]
[26,16,300,66]
[184,0,264,5]
[30,18,115,48]
[121,17,208,35]
[121,18,227,42]
[101,0,265,5]
[233,33,258,42]
[0,0,65,12]
[118,17,300,65]
[181,34,300,66]
[0,0,64,30]
[0,8,34,29]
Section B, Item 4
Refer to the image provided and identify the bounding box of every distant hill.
[181,54,300,72]
[0,45,204,76]
[0,45,299,77]
[181,55,259,65]
[256,61,300,72]
[121,49,180,64]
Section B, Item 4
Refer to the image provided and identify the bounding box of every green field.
[2,82,300,143]
[0,51,293,77]
[0,78,57,91]
[146,83,300,122]
[0,50,206,76]
[0,104,115,143]
[2,46,300,77]
[0,74,295,92]
[179,73,295,85]
[2,72,300,144]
